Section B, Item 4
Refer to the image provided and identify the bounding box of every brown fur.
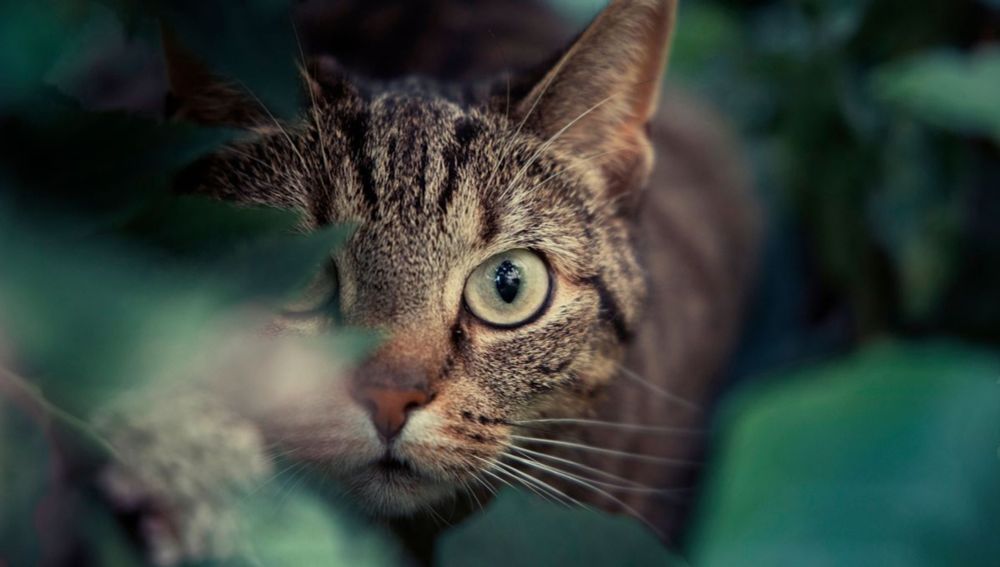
[110,0,759,558]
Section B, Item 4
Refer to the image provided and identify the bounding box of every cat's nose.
[355,387,430,441]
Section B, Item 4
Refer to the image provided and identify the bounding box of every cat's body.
[100,0,759,562]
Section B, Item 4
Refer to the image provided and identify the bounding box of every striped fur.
[166,0,759,547]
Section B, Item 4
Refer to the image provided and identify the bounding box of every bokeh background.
[2,0,999,565]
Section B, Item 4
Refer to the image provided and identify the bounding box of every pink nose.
[355,387,430,441]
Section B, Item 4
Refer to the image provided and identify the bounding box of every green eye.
[464,249,551,327]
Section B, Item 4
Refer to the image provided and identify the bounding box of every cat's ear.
[515,0,676,200]
[161,26,267,127]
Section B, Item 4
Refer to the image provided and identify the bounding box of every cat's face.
[171,0,674,516]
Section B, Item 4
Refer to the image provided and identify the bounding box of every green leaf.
[692,341,1000,566]
[546,0,605,24]
[439,489,683,567]
[237,483,402,567]
[868,122,961,321]
[670,2,742,81]
[0,399,49,566]
[874,48,1000,142]
[0,197,349,414]
[0,94,235,236]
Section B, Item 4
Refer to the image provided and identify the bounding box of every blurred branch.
[0,365,120,461]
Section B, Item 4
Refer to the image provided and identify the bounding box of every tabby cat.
[99,0,759,562]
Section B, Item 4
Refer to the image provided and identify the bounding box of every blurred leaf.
[868,123,961,321]
[439,489,682,566]
[796,0,871,49]
[874,48,1000,142]
[0,94,235,236]
[0,198,348,414]
[0,399,49,565]
[693,341,1000,566]
[546,0,604,24]
[670,2,742,81]
[237,482,401,567]
[120,195,302,257]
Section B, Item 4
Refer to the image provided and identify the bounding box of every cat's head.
[169,0,676,516]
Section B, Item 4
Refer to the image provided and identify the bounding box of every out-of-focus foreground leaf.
[0,399,51,565]
[874,49,1000,142]
[692,341,1000,566]
[0,96,235,234]
[439,489,683,567]
[0,196,349,416]
[236,481,401,567]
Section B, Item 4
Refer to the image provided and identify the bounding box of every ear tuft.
[515,0,677,199]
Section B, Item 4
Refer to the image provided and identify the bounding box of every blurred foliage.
[876,48,1000,142]
[666,0,1000,343]
[1,0,999,566]
[692,341,1000,566]
[440,489,682,566]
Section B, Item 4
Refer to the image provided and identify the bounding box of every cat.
[98,0,760,562]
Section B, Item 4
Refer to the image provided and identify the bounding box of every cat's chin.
[350,459,457,517]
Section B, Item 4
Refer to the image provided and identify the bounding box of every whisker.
[616,364,702,413]
[457,455,501,500]
[222,146,283,172]
[492,460,585,509]
[290,17,333,182]
[476,456,578,509]
[510,435,700,467]
[266,458,314,514]
[524,148,621,193]
[471,472,499,499]
[488,459,565,507]
[461,477,485,512]
[513,418,703,436]
[504,74,511,122]
[500,92,618,200]
[488,49,571,181]
[504,453,664,538]
[509,445,659,489]
[479,460,554,505]
[418,498,452,528]
[478,466,519,494]
[453,456,492,511]
[232,77,311,173]
[503,452,685,501]
[485,27,512,124]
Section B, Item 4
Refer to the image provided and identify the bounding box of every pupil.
[494,260,522,303]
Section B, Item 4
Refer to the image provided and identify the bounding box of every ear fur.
[161,25,266,127]
[516,0,677,200]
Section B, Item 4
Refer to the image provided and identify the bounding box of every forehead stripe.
[340,108,379,212]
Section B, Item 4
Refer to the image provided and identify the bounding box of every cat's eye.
[283,261,339,318]
[463,249,551,328]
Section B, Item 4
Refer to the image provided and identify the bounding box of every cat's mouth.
[373,455,418,476]
[353,452,461,515]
